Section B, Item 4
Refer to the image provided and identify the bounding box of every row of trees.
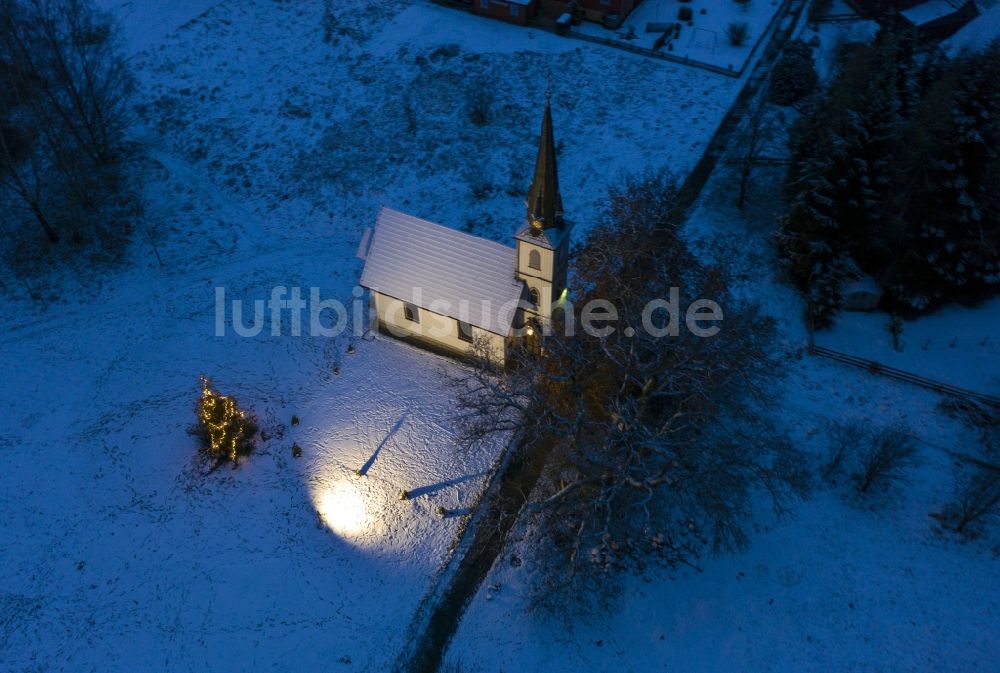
[0,0,136,253]
[455,171,808,604]
[778,32,1000,325]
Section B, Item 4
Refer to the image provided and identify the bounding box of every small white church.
[358,101,571,365]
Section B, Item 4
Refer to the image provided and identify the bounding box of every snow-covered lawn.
[1,317,499,672]
[94,0,223,54]
[575,0,785,73]
[820,301,1000,395]
[0,0,744,671]
[130,0,740,250]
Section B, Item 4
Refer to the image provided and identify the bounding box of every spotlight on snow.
[317,483,367,536]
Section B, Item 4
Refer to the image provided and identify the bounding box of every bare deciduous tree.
[854,425,918,493]
[821,418,866,481]
[736,88,776,210]
[0,0,135,248]
[453,171,808,602]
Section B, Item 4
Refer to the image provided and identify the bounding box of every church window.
[403,302,419,323]
[528,249,541,270]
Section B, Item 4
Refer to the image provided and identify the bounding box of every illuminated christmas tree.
[193,375,258,467]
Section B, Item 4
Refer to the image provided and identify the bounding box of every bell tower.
[515,97,571,329]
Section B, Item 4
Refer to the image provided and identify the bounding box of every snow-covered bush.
[727,21,749,47]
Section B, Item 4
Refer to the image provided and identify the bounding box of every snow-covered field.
[93,0,222,54]
[3,1,997,671]
[0,1,744,671]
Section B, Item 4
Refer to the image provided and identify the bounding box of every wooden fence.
[812,12,870,23]
[808,343,1000,408]
[434,0,795,79]
[563,30,740,77]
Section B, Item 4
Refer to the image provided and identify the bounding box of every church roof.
[525,98,564,231]
[359,208,524,336]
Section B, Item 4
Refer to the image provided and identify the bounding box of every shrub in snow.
[463,159,494,201]
[677,6,692,21]
[822,419,867,481]
[727,22,749,47]
[939,404,1000,534]
[853,426,918,494]
[943,462,1000,535]
[769,40,818,106]
[465,81,493,127]
[191,375,258,468]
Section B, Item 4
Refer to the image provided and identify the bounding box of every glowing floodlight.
[316,482,367,536]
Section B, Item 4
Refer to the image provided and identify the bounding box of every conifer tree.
[892,42,1000,309]
[192,375,258,467]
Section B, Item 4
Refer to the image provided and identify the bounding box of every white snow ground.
[93,0,223,54]
[0,1,744,672]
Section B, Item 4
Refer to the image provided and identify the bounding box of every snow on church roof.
[359,207,524,336]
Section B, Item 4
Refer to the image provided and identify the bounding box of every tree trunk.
[738,160,750,210]
[29,200,59,243]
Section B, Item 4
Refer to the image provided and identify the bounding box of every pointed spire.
[526,96,563,233]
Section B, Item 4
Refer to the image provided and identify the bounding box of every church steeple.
[526,97,563,233]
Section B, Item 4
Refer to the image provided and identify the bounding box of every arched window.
[528,249,541,271]
[528,287,540,307]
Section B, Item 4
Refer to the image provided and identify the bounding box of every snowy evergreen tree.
[769,39,818,107]
[891,42,1000,309]
[780,32,935,322]
[779,150,851,326]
